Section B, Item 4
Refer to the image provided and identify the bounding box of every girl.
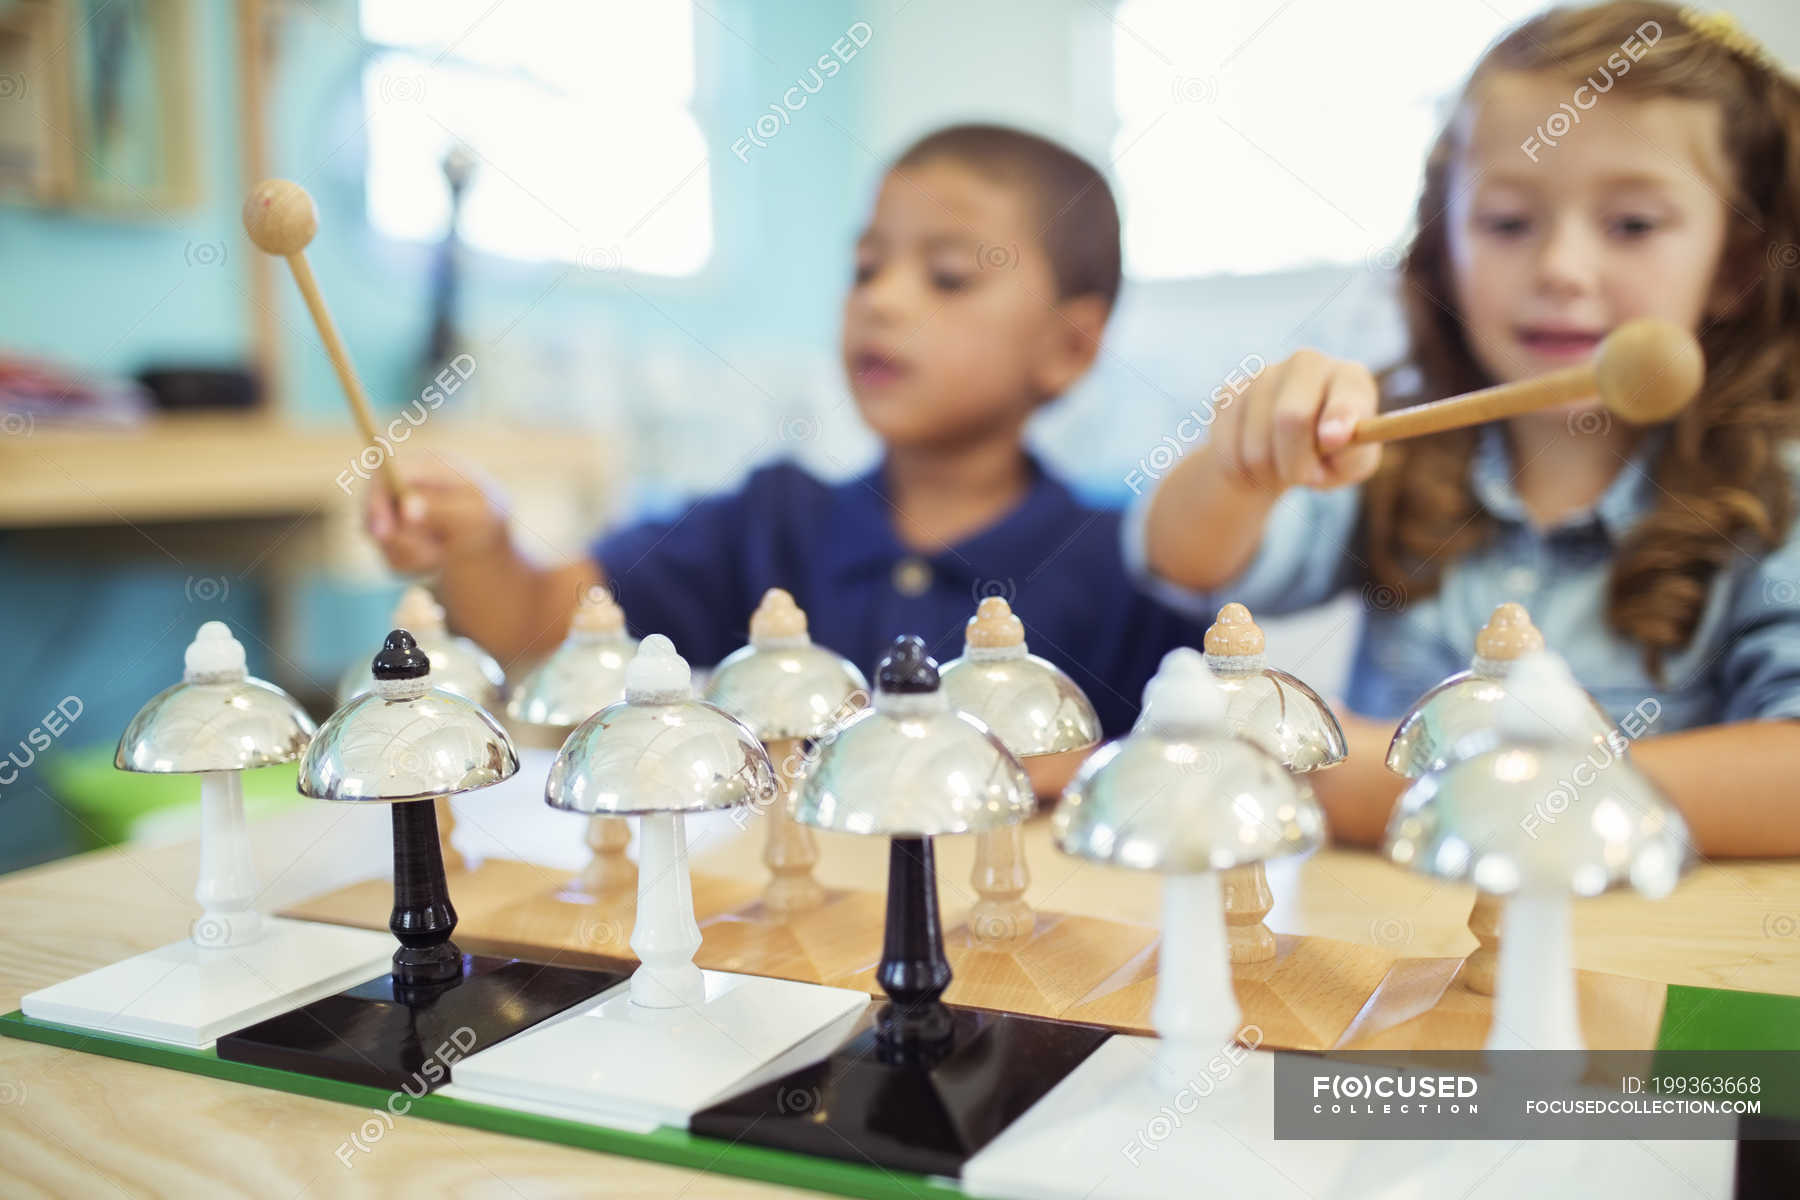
[1138,3,1800,856]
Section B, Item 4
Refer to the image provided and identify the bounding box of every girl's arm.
[1142,350,1383,591]
[1144,443,1283,590]
[1306,712,1408,848]
[1311,713,1800,860]
[1630,722,1800,858]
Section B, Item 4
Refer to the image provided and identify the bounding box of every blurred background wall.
[2,0,1795,871]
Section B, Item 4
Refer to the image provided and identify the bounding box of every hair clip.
[1679,9,1787,78]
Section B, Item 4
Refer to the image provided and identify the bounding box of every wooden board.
[279,861,1670,1053]
[9,803,1799,1199]
[1340,960,1666,1051]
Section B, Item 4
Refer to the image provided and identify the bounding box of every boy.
[366,124,1207,767]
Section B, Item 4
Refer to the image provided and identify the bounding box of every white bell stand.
[961,877,1728,1198]
[22,771,390,1047]
[960,1036,1733,1200]
[1151,871,1244,1092]
[1487,889,1583,1053]
[447,811,867,1130]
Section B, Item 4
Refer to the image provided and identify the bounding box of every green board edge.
[0,1010,964,1200]
[10,981,1800,1191]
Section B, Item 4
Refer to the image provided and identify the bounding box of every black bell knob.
[373,628,431,680]
[876,635,938,694]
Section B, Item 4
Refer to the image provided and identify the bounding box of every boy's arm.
[366,467,595,666]
[436,541,598,668]
[366,460,753,669]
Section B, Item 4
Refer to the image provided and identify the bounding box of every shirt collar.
[1470,423,1663,542]
[821,451,1088,583]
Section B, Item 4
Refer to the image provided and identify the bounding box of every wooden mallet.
[243,179,408,502]
[1348,317,1704,444]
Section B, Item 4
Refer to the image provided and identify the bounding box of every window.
[1109,0,1543,278]
[360,0,710,275]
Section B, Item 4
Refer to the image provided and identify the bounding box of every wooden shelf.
[0,412,609,528]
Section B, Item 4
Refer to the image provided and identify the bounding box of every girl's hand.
[364,462,510,575]
[1207,349,1384,495]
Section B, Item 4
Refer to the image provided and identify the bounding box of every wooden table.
[3,804,1796,1197]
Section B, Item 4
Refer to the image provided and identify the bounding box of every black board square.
[692,1003,1112,1178]
[216,953,628,1093]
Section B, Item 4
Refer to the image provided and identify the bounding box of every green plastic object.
[44,746,305,848]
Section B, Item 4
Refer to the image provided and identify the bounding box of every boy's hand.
[1208,349,1382,495]
[364,461,509,575]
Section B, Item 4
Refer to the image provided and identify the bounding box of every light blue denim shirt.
[1125,427,1800,730]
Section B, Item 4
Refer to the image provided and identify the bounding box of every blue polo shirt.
[592,456,1210,737]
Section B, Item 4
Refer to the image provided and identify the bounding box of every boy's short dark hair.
[895,123,1122,311]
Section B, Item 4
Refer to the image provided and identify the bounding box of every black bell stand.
[874,836,954,1058]
[693,831,1114,1177]
[390,798,461,986]
[217,800,626,1092]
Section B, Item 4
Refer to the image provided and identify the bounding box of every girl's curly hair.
[1365,1,1800,677]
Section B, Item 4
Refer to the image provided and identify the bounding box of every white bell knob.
[1141,647,1227,732]
[1496,650,1596,743]
[184,622,248,682]
[625,634,692,702]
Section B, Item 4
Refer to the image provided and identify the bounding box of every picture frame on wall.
[0,0,198,213]
[0,0,77,204]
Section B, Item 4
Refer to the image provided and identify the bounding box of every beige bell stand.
[1199,603,1345,965]
[705,588,868,915]
[1386,602,1617,994]
[940,597,1101,948]
[1385,651,1691,1056]
[506,586,639,896]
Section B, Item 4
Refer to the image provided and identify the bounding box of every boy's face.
[1444,72,1732,404]
[842,158,1085,449]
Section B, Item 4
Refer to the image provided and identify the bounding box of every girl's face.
[1445,71,1735,400]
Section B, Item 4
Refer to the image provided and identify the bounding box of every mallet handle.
[282,251,407,500]
[1349,364,1594,445]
